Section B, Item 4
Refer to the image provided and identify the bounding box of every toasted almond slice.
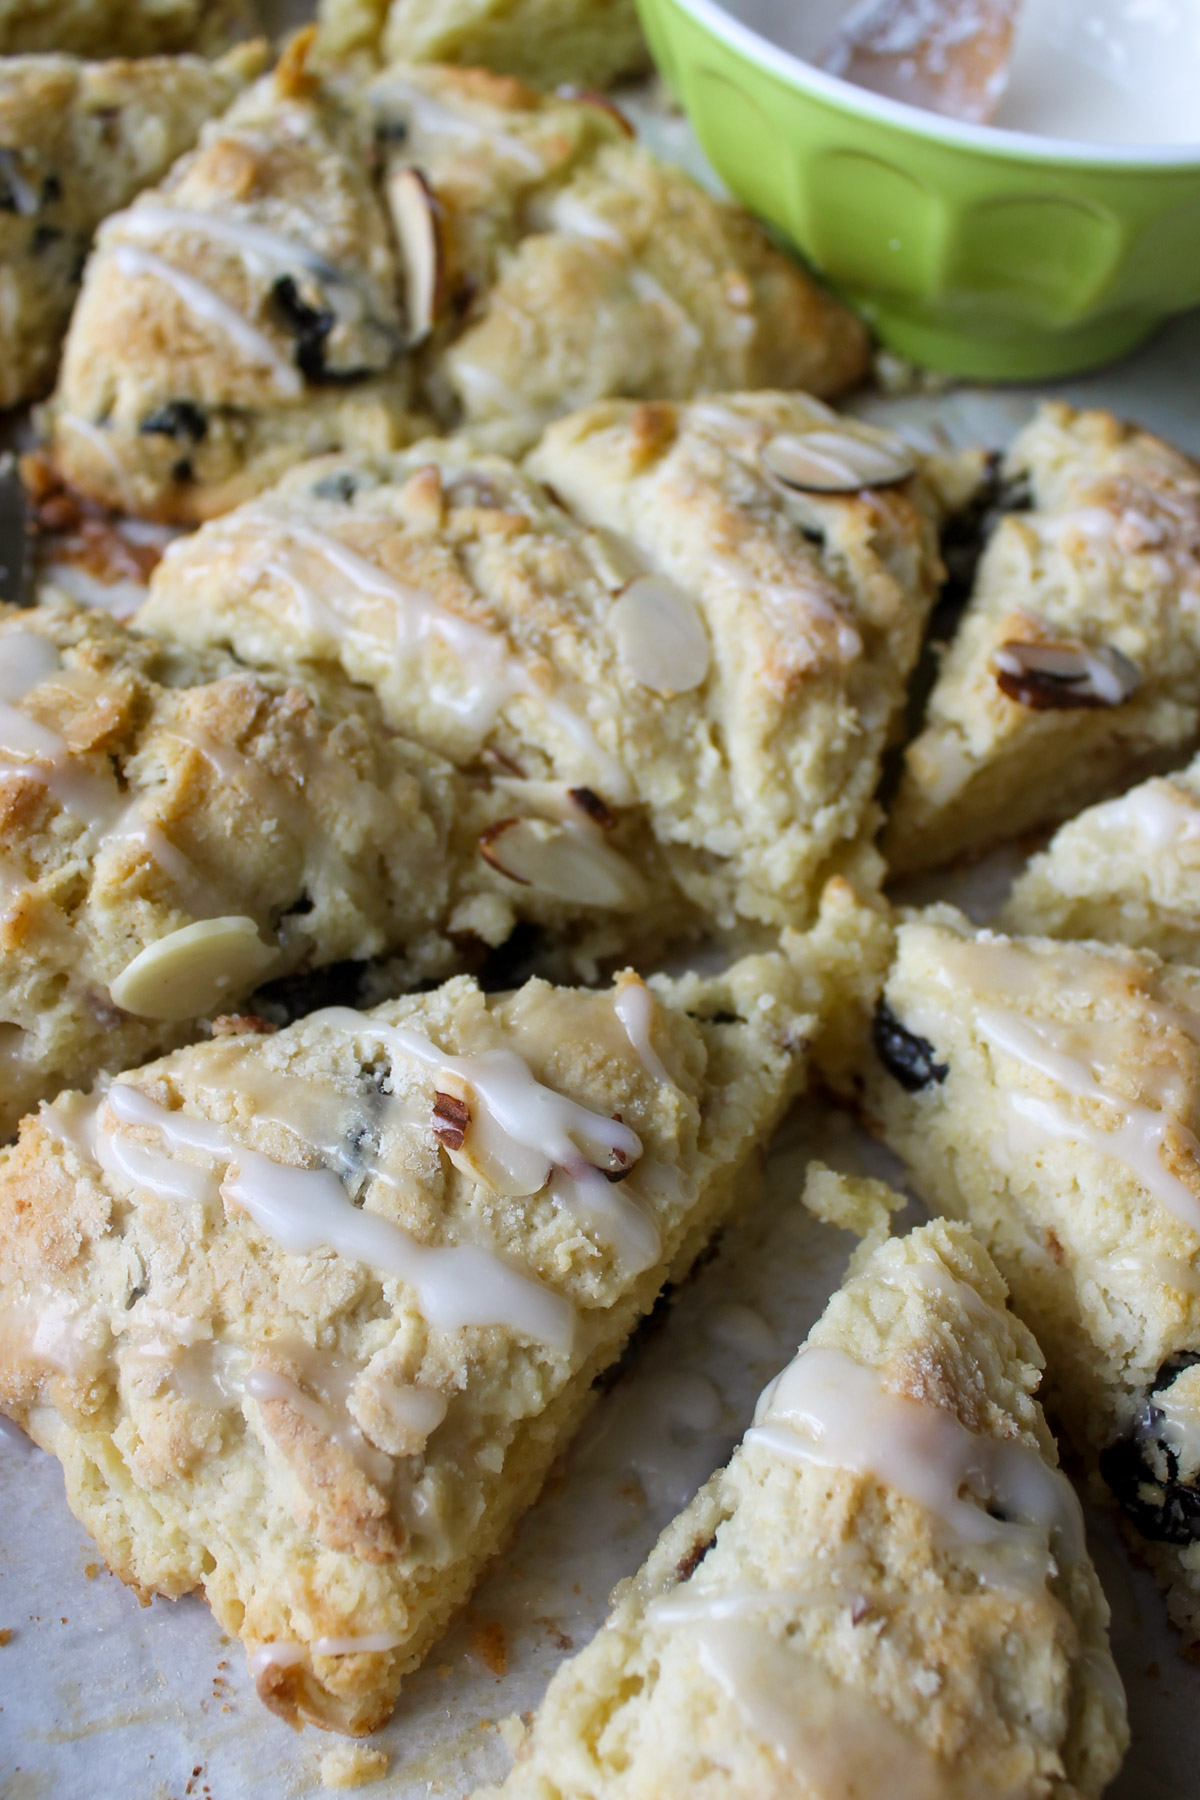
[609,575,710,696]
[555,86,636,136]
[586,526,644,593]
[388,167,442,348]
[761,427,916,494]
[478,817,647,910]
[110,917,277,1021]
[488,779,618,829]
[992,640,1142,710]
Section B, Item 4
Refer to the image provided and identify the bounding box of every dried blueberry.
[1100,1352,1200,1545]
[873,1001,948,1092]
[312,470,359,503]
[140,400,208,442]
[271,275,372,385]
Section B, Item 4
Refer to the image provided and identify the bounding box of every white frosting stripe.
[110,245,302,395]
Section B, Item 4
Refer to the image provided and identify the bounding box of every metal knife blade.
[0,450,31,607]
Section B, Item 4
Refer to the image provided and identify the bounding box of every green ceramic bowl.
[637,0,1200,379]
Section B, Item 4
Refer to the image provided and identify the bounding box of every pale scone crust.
[0,894,874,1734]
[1003,754,1200,959]
[867,908,1200,1641]
[0,42,263,408]
[0,600,475,1138]
[479,1212,1127,1800]
[137,395,948,940]
[0,0,250,57]
[48,55,868,521]
[316,0,650,92]
[886,402,1200,874]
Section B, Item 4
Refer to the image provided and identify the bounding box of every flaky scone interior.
[886,402,1200,875]
[46,45,868,522]
[0,883,883,1735]
[138,394,949,941]
[867,907,1200,1644]
[478,1194,1128,1800]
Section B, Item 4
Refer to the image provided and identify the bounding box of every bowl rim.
[654,0,1200,170]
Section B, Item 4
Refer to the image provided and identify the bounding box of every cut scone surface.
[886,402,1200,874]
[138,394,948,940]
[46,50,868,521]
[0,890,877,1734]
[478,1195,1128,1800]
[868,907,1200,1642]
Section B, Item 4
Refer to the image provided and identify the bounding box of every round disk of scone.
[316,0,650,92]
[886,402,1200,875]
[866,906,1200,1643]
[0,921,859,1732]
[136,395,952,938]
[0,0,251,57]
[480,1207,1128,1800]
[0,41,263,409]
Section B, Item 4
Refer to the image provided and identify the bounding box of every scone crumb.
[467,1618,508,1676]
[319,1744,389,1789]
[802,1164,903,1243]
[0,1629,12,1646]
[498,1712,528,1755]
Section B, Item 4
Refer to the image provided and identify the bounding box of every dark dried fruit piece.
[873,1000,948,1092]
[567,786,616,829]
[992,640,1141,711]
[140,400,208,442]
[1100,1352,1200,1545]
[270,275,373,385]
[432,1091,470,1150]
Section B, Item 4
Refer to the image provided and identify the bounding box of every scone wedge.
[315,0,650,92]
[46,45,868,520]
[0,41,264,408]
[0,0,251,58]
[867,907,1200,1642]
[479,1195,1128,1800]
[137,395,947,943]
[886,403,1200,874]
[1002,755,1200,960]
[0,885,880,1733]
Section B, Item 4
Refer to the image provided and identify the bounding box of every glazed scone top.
[483,1208,1127,1800]
[886,402,1200,874]
[138,393,946,931]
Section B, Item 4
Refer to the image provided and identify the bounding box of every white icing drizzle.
[248,1634,403,1674]
[102,1084,575,1350]
[1087,782,1200,852]
[371,78,546,171]
[746,1345,1083,1567]
[55,414,135,506]
[245,1366,392,1488]
[109,245,302,395]
[1156,1380,1200,1475]
[977,1007,1200,1237]
[613,981,675,1088]
[0,632,60,703]
[247,1642,305,1676]
[114,205,346,284]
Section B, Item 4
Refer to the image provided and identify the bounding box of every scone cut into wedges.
[0,40,264,409]
[315,0,650,92]
[886,402,1200,874]
[867,907,1200,1643]
[46,38,868,521]
[1002,754,1200,961]
[479,1184,1128,1800]
[0,884,883,1734]
[138,393,948,947]
[0,0,251,58]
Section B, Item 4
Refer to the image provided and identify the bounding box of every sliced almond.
[609,575,710,696]
[478,817,646,910]
[992,641,1141,710]
[555,86,636,136]
[110,916,277,1022]
[388,167,442,348]
[586,526,644,593]
[761,427,916,494]
[488,779,617,829]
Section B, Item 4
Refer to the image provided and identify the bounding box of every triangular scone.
[48,41,422,523]
[477,1201,1127,1800]
[137,395,947,938]
[867,908,1200,1641]
[0,0,250,57]
[886,403,1200,875]
[316,0,649,92]
[47,52,868,521]
[0,895,876,1735]
[0,600,471,1138]
[1003,755,1200,960]
[0,41,264,408]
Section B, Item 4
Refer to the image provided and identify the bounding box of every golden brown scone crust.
[0,42,263,408]
[0,892,874,1733]
[0,0,250,57]
[316,0,650,92]
[137,395,948,941]
[479,1209,1127,1800]
[886,402,1200,875]
[48,57,868,521]
[867,907,1200,1643]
